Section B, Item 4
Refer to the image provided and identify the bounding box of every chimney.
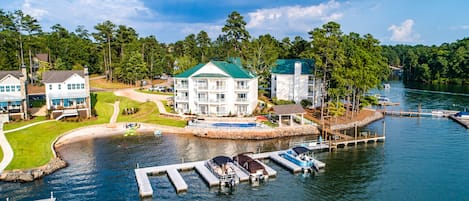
[84,65,91,118]
[293,61,302,103]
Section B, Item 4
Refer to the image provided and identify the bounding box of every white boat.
[282,146,319,173]
[206,156,239,188]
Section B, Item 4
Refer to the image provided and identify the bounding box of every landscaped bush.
[272,98,295,105]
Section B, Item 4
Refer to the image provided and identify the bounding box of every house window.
[237,81,246,89]
[67,84,71,90]
[216,80,225,89]
[81,83,85,89]
[58,84,61,90]
[6,86,10,92]
[52,99,61,106]
[237,93,247,101]
[16,85,21,92]
[0,86,4,92]
[238,105,248,113]
[216,94,225,102]
[72,84,76,90]
[216,106,225,114]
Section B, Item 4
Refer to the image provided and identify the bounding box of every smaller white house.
[173,60,258,116]
[42,67,91,119]
[271,59,322,107]
[0,66,28,122]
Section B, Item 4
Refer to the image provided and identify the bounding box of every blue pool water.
[211,122,258,128]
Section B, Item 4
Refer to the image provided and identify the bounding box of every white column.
[289,114,293,126]
[279,115,282,127]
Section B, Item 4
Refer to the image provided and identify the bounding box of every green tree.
[93,20,116,81]
[117,51,148,85]
[196,30,211,63]
[304,21,345,121]
[222,11,250,56]
[243,34,280,88]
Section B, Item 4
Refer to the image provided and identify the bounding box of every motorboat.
[233,153,268,184]
[282,146,319,173]
[455,111,469,119]
[206,156,239,187]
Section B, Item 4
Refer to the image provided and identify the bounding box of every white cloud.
[246,0,344,38]
[459,25,469,30]
[388,19,420,42]
[21,0,153,32]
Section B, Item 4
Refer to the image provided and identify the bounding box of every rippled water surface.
[2,81,469,200]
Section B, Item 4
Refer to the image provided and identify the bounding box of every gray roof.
[42,70,84,83]
[0,71,23,80]
[272,104,306,115]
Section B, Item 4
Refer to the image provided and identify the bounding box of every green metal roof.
[174,63,204,78]
[192,73,229,78]
[174,60,256,79]
[271,59,315,74]
[211,61,255,78]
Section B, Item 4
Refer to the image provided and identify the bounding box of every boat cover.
[212,156,233,166]
[292,146,311,155]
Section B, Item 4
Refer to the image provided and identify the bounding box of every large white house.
[0,66,28,122]
[271,59,322,107]
[173,60,258,116]
[42,67,91,119]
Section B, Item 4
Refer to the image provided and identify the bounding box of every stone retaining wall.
[192,125,319,140]
[0,157,67,182]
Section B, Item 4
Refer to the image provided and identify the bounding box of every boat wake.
[406,88,469,97]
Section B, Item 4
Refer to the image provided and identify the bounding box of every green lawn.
[4,92,116,170]
[118,97,186,127]
[3,116,47,131]
[0,146,3,164]
[135,89,173,96]
[4,91,186,170]
[161,100,176,114]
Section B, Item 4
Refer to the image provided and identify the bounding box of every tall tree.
[304,21,345,121]
[196,30,211,63]
[93,20,116,81]
[222,11,250,56]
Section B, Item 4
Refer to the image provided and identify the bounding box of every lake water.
[2,81,469,201]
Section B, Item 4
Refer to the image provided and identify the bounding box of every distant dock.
[382,109,458,118]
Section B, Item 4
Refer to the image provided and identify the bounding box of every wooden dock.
[449,115,469,129]
[332,136,386,148]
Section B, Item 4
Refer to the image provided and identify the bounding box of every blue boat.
[282,146,319,173]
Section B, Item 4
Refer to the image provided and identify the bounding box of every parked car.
[148,86,166,92]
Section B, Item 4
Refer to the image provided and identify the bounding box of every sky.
[3,0,469,45]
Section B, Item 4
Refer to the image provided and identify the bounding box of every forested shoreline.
[382,38,469,84]
[1,9,390,117]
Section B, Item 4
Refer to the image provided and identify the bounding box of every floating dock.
[135,148,328,198]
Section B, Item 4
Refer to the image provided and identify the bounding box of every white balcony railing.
[175,84,188,89]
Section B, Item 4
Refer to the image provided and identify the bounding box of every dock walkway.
[135,148,328,198]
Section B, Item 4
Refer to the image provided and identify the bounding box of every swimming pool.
[211,122,258,128]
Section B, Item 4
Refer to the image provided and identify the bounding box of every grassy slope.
[117,97,186,127]
[5,92,117,170]
[3,116,47,131]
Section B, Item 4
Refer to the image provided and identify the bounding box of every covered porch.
[272,104,306,127]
